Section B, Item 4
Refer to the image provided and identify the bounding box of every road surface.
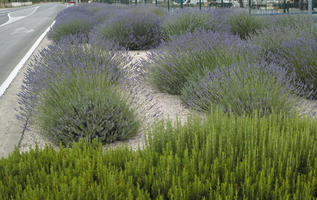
[0,3,65,90]
[0,3,64,158]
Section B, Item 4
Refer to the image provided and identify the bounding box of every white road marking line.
[0,6,39,28]
[0,20,55,97]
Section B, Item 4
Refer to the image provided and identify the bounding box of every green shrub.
[1,109,317,199]
[161,10,214,40]
[148,7,168,17]
[180,62,304,116]
[269,14,315,30]
[272,34,317,98]
[228,13,266,39]
[147,31,248,95]
[49,7,95,42]
[36,73,139,146]
[251,26,303,62]
[130,6,168,18]
[95,11,161,50]
[50,20,91,42]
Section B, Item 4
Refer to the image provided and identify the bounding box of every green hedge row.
[1,109,316,199]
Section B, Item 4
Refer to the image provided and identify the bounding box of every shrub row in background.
[49,3,317,51]
[47,4,259,49]
[93,11,161,50]
[2,109,317,199]
[49,4,167,50]
[49,6,97,43]
[228,12,267,39]
[160,9,215,40]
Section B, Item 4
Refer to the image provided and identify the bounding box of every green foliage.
[50,20,91,42]
[1,110,317,199]
[269,14,315,31]
[180,63,300,116]
[147,30,248,96]
[148,49,242,95]
[161,11,213,40]
[148,7,168,17]
[36,73,139,147]
[97,11,161,50]
[251,26,310,64]
[228,13,266,39]
[130,6,168,17]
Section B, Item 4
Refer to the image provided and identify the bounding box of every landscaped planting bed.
[1,3,317,199]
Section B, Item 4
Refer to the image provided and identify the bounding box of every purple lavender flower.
[271,33,317,98]
[181,61,308,116]
[49,5,97,42]
[17,35,129,126]
[147,29,255,95]
[91,9,162,50]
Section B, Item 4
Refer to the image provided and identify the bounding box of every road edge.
[0,20,55,97]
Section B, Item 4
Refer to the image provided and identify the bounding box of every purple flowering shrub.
[93,10,162,50]
[92,4,128,24]
[272,35,317,98]
[49,5,97,42]
[36,73,139,146]
[129,5,168,18]
[267,14,315,31]
[17,37,138,145]
[206,8,244,33]
[251,14,317,61]
[161,8,216,40]
[251,26,305,62]
[181,62,307,116]
[228,13,267,39]
[147,30,252,95]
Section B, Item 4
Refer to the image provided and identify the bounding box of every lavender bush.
[36,73,139,146]
[17,36,133,144]
[161,8,215,40]
[267,14,315,31]
[206,8,244,33]
[272,35,317,98]
[49,6,96,42]
[92,4,128,24]
[228,13,267,39]
[130,5,168,17]
[251,26,305,62]
[181,62,307,116]
[147,30,253,95]
[93,10,162,50]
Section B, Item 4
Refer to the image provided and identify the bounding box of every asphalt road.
[0,3,64,158]
[0,3,65,88]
